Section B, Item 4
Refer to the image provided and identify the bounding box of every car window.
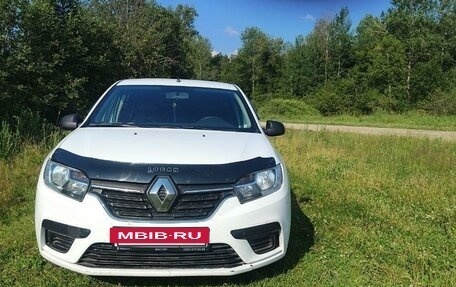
[86,85,260,133]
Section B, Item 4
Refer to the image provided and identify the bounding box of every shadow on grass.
[96,190,314,286]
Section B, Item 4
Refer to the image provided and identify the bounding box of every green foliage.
[0,121,20,160]
[1,0,456,123]
[221,27,284,97]
[208,53,230,81]
[0,110,63,160]
[353,16,408,112]
[227,3,456,115]
[419,88,456,115]
[189,35,212,80]
[383,0,455,108]
[87,0,197,80]
[256,98,319,120]
[310,83,348,116]
[279,7,354,99]
[280,37,314,97]
[0,0,199,121]
[306,78,384,116]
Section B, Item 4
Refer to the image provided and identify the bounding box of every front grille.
[45,230,75,253]
[90,181,234,220]
[78,243,244,269]
[247,231,280,254]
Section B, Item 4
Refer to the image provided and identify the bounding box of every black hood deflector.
[51,148,277,184]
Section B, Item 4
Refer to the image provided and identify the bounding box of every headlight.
[234,164,283,203]
[44,160,90,201]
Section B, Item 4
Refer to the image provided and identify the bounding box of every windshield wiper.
[88,122,143,127]
[88,123,228,131]
[148,124,198,129]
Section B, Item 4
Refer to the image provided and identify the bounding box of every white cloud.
[229,49,238,57]
[224,26,240,36]
[211,50,220,57]
[300,14,315,22]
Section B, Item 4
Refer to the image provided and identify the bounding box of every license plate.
[115,245,209,252]
[109,227,210,246]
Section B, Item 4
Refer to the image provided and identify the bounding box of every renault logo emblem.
[147,176,177,212]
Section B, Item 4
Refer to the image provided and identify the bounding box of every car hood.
[57,127,277,165]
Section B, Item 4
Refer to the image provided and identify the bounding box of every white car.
[35,79,291,276]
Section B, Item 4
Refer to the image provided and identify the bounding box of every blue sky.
[157,0,392,55]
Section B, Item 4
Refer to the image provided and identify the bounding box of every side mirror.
[59,114,81,130]
[264,120,285,137]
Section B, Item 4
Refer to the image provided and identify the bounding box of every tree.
[384,0,446,106]
[304,8,354,84]
[89,0,196,78]
[0,0,25,119]
[331,7,354,78]
[189,35,212,80]
[1,0,455,120]
[281,37,315,97]
[306,17,332,85]
[353,15,407,111]
[281,7,354,101]
[0,0,124,120]
[224,27,284,97]
[208,52,230,81]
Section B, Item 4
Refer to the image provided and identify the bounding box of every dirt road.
[282,123,456,142]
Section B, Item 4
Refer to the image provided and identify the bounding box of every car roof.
[116,78,238,91]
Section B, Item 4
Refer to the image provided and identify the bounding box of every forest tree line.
[1,0,455,124]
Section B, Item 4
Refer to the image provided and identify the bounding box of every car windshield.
[85,85,260,133]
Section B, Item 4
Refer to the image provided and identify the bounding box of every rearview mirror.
[59,114,81,130]
[264,120,285,136]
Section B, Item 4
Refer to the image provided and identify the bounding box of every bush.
[418,88,456,115]
[309,86,347,116]
[256,98,320,120]
[307,78,403,116]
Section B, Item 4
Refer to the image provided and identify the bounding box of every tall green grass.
[0,112,64,222]
[272,131,456,286]
[0,121,20,160]
[0,111,64,160]
[1,129,455,286]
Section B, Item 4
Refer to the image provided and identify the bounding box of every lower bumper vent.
[78,243,244,269]
[45,230,75,253]
[42,219,91,253]
[247,232,279,254]
[231,222,281,254]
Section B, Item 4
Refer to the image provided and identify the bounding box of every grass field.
[256,98,456,131]
[1,130,455,286]
[282,112,456,131]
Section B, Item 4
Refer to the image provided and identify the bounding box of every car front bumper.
[35,171,291,277]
